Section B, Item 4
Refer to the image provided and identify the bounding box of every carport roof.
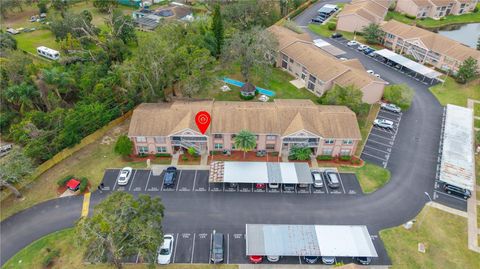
[209,161,312,184]
[245,224,378,257]
[313,39,346,56]
[375,49,442,79]
[439,104,474,191]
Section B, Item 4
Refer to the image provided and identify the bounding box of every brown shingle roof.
[267,25,312,50]
[429,0,456,6]
[129,100,361,139]
[410,0,432,6]
[382,20,480,62]
[337,0,389,22]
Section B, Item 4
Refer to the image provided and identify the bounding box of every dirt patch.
[1,5,38,28]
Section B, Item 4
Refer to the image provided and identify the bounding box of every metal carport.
[245,224,378,257]
[374,49,443,84]
[209,161,312,184]
[438,104,474,191]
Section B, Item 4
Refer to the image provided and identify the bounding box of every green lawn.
[475,103,480,117]
[339,162,391,193]
[380,206,480,269]
[429,77,480,107]
[198,64,319,101]
[475,119,480,128]
[355,104,380,156]
[386,7,480,29]
[3,228,238,269]
[14,29,60,54]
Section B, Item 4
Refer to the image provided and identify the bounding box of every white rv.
[36,46,60,60]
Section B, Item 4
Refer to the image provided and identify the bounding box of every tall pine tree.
[211,4,224,58]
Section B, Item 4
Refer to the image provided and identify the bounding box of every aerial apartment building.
[268,25,386,104]
[336,0,390,32]
[128,100,362,158]
[395,0,478,19]
[381,20,480,72]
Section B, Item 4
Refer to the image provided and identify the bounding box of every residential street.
[1,1,446,266]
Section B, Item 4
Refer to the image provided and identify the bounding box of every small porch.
[170,135,208,154]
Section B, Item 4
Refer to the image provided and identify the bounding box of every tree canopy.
[361,23,384,45]
[114,135,133,157]
[319,85,369,115]
[383,84,415,110]
[234,130,257,158]
[77,192,164,268]
[456,57,479,84]
[0,148,34,198]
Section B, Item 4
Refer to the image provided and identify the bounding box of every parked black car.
[303,256,319,264]
[283,184,296,192]
[311,17,324,23]
[323,170,340,188]
[356,257,372,265]
[163,166,177,187]
[331,32,343,38]
[211,232,224,263]
[443,184,471,199]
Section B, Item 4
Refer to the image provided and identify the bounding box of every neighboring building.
[336,0,390,32]
[381,20,480,72]
[395,0,478,19]
[128,99,362,158]
[268,25,386,104]
[132,3,193,30]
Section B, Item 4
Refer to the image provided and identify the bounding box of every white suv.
[374,119,394,129]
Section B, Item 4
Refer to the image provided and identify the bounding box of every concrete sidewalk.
[466,98,479,253]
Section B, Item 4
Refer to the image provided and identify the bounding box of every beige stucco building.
[336,0,390,32]
[268,25,386,104]
[381,20,480,72]
[128,100,362,158]
[395,0,478,19]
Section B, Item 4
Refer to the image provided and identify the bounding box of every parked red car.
[249,255,263,264]
[255,183,266,189]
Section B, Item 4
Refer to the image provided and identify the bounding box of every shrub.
[155,153,171,157]
[405,14,416,20]
[57,175,73,186]
[137,153,147,158]
[383,84,415,110]
[79,177,88,192]
[317,155,333,161]
[182,155,188,161]
[289,146,311,160]
[114,135,133,157]
[340,155,351,161]
[327,22,336,31]
[42,248,60,268]
[269,151,279,156]
[210,151,222,155]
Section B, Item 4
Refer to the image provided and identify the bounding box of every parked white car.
[374,119,394,129]
[157,234,174,264]
[357,44,368,51]
[381,103,402,113]
[374,73,381,78]
[116,167,133,185]
[267,255,280,262]
[347,40,358,46]
[366,70,375,75]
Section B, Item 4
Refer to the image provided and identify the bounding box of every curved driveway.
[0,1,444,265]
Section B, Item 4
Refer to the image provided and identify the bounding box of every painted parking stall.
[361,109,403,168]
[101,169,362,196]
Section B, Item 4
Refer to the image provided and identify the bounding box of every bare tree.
[0,148,34,199]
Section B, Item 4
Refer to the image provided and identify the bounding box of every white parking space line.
[112,170,121,191]
[172,233,179,263]
[227,233,230,264]
[361,151,387,161]
[364,145,390,154]
[144,170,152,191]
[379,109,402,117]
[161,177,165,191]
[190,233,196,264]
[192,170,197,190]
[208,233,213,264]
[176,170,183,191]
[377,115,400,123]
[338,173,346,194]
[434,190,467,202]
[373,127,396,134]
[128,170,137,191]
[298,256,302,264]
[369,132,394,141]
[367,139,393,147]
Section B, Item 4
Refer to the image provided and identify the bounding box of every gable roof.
[381,20,480,62]
[337,0,389,22]
[128,100,362,139]
[267,25,312,50]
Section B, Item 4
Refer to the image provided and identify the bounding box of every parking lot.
[361,109,402,168]
[101,168,364,196]
[113,229,389,265]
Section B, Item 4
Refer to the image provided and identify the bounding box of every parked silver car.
[117,167,133,185]
[374,119,394,129]
[381,103,401,113]
[311,171,324,188]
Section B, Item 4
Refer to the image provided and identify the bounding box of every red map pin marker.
[195,111,211,135]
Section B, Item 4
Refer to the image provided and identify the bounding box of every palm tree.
[234,130,257,159]
[4,83,39,114]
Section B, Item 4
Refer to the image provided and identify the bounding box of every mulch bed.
[127,155,172,163]
[178,154,201,165]
[208,151,281,164]
[316,156,364,167]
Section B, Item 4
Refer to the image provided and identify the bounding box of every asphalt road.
[1,1,448,266]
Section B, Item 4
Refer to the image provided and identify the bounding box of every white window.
[266,144,275,150]
[322,148,333,155]
[138,146,148,153]
[214,143,223,149]
[340,149,351,156]
[325,139,334,144]
[136,136,147,143]
[214,134,223,139]
[156,146,167,153]
[343,140,353,145]
[267,135,276,141]
[154,136,165,143]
